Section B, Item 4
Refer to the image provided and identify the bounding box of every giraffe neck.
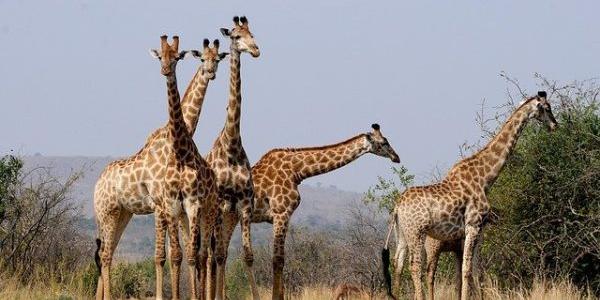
[472,103,533,189]
[293,134,369,181]
[180,69,210,136]
[219,49,242,144]
[165,73,187,150]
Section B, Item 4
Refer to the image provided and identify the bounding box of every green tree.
[0,154,22,224]
[363,165,414,213]
[482,79,600,292]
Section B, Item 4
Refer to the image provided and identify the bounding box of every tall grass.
[0,258,159,300]
[1,264,595,300]
[248,278,596,300]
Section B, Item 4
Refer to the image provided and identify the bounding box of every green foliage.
[110,258,155,298]
[483,92,600,292]
[225,258,251,300]
[364,165,414,213]
[77,262,99,296]
[0,155,22,224]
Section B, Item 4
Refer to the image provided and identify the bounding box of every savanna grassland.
[1,76,599,299]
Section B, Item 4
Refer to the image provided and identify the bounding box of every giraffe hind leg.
[214,210,239,300]
[239,198,259,300]
[393,216,407,294]
[97,207,132,300]
[198,195,219,300]
[425,238,443,300]
[406,230,425,300]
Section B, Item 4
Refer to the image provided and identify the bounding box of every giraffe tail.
[94,238,102,274]
[382,209,397,300]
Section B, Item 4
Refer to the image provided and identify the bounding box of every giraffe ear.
[177,51,188,60]
[189,50,202,59]
[218,52,229,60]
[149,49,161,59]
[220,28,231,37]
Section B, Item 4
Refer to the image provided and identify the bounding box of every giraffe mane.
[256,134,367,161]
[517,95,538,108]
[447,96,536,175]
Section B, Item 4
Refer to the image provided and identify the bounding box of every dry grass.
[248,279,596,300]
[0,274,596,300]
[0,275,88,300]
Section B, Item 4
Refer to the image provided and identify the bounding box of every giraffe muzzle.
[250,47,260,58]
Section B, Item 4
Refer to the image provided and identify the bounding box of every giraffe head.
[220,16,260,57]
[366,124,401,163]
[189,39,229,80]
[149,35,188,76]
[524,91,558,132]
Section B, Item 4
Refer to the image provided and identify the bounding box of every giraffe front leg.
[167,214,183,300]
[472,234,484,300]
[272,215,289,300]
[98,211,124,300]
[461,225,481,300]
[181,202,201,300]
[239,203,259,300]
[155,209,168,300]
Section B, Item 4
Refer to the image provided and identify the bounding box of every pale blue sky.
[1,1,598,191]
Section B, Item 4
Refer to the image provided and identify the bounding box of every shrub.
[226,258,251,300]
[482,77,600,293]
[110,258,155,298]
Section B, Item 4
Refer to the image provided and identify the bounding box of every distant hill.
[22,155,367,260]
[23,155,114,216]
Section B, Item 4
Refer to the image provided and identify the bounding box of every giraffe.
[204,15,261,300]
[93,35,224,300]
[382,91,558,300]
[251,124,400,300]
[181,38,229,136]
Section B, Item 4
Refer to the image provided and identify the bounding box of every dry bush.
[243,201,388,298]
[0,155,93,283]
